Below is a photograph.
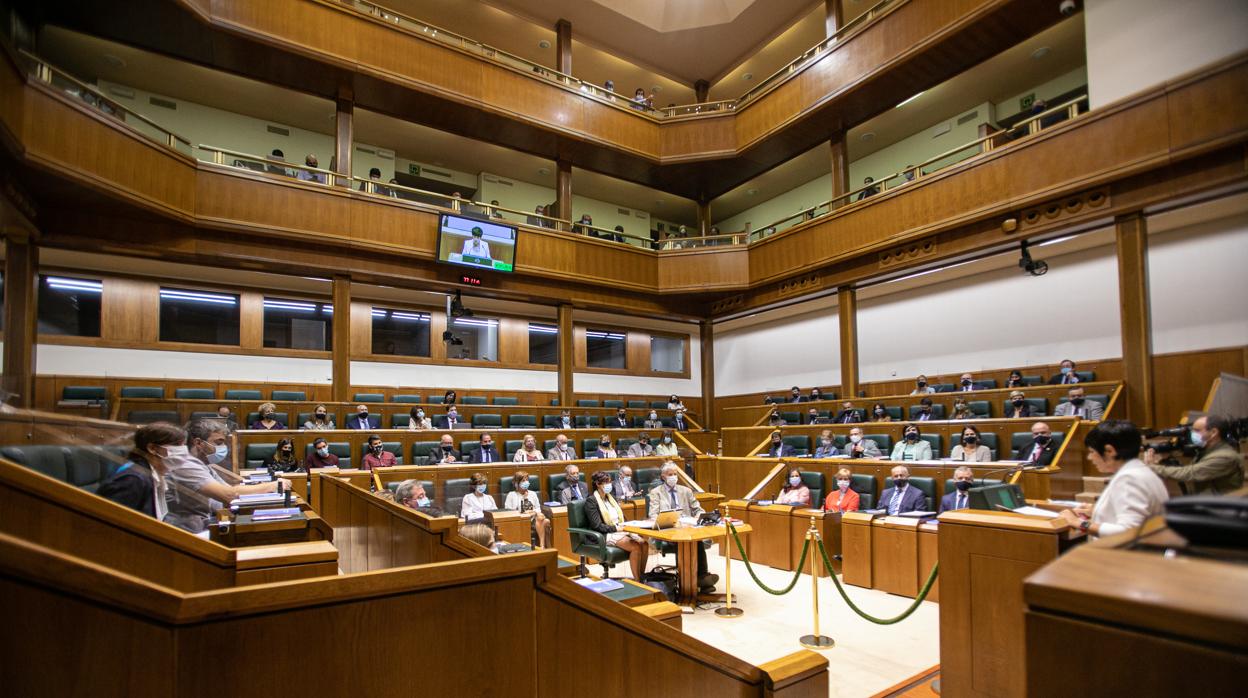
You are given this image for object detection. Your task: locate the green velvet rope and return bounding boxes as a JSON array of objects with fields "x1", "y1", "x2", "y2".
[
  {"x1": 817, "y1": 534, "x2": 938, "y2": 625},
  {"x1": 726, "y1": 519, "x2": 809, "y2": 595}
]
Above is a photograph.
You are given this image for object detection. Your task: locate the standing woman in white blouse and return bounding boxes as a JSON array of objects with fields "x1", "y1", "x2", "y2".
[{"x1": 1059, "y1": 420, "x2": 1167, "y2": 538}]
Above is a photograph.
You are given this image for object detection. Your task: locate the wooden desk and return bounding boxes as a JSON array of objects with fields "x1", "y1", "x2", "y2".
[
  {"x1": 476, "y1": 509, "x2": 530, "y2": 546},
  {"x1": 789, "y1": 509, "x2": 839, "y2": 578},
  {"x1": 748, "y1": 503, "x2": 795, "y2": 569},
  {"x1": 938, "y1": 509, "x2": 1080, "y2": 698},
  {"x1": 209, "y1": 509, "x2": 332, "y2": 548},
  {"x1": 840, "y1": 512, "x2": 876, "y2": 588},
  {"x1": 871, "y1": 517, "x2": 922, "y2": 597},
  {"x1": 625, "y1": 523, "x2": 753, "y2": 606},
  {"x1": 918, "y1": 522, "x2": 939, "y2": 603}
]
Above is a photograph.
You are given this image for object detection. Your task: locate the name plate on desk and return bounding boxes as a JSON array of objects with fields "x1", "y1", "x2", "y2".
[{"x1": 842, "y1": 512, "x2": 879, "y2": 524}]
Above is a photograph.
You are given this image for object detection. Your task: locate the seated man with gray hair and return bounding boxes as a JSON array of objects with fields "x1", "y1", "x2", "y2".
[
  {"x1": 394, "y1": 479, "x2": 431, "y2": 510},
  {"x1": 648, "y1": 462, "x2": 717, "y2": 593},
  {"x1": 939, "y1": 466, "x2": 976, "y2": 513}
]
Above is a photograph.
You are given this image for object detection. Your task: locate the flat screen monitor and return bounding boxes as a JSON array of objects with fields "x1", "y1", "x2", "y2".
[
  {"x1": 968, "y1": 483, "x2": 1025, "y2": 511},
  {"x1": 436, "y1": 214, "x2": 517, "y2": 272}
]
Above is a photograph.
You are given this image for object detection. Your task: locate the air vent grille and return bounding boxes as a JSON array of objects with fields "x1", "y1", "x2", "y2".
[
  {"x1": 956, "y1": 110, "x2": 978, "y2": 125},
  {"x1": 149, "y1": 97, "x2": 176, "y2": 110},
  {"x1": 266, "y1": 125, "x2": 289, "y2": 136}
]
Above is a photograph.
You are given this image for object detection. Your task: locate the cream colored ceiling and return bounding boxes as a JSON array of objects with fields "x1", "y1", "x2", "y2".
[{"x1": 712, "y1": 17, "x2": 1087, "y2": 221}]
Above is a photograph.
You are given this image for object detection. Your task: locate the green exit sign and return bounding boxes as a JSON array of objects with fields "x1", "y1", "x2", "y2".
[
  {"x1": 1020, "y1": 93, "x2": 1036, "y2": 111},
  {"x1": 408, "y1": 163, "x2": 421, "y2": 176}
]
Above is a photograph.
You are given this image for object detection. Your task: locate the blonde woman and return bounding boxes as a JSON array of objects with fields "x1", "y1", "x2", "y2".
[
  {"x1": 251, "y1": 402, "x2": 282, "y2": 430},
  {"x1": 513, "y1": 434, "x2": 545, "y2": 462},
  {"x1": 504, "y1": 469, "x2": 549, "y2": 547},
  {"x1": 303, "y1": 404, "x2": 335, "y2": 430}
]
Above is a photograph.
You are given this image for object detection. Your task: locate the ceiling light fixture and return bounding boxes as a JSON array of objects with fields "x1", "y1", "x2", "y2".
[
  {"x1": 1031, "y1": 46, "x2": 1051, "y2": 60},
  {"x1": 537, "y1": 167, "x2": 551, "y2": 176},
  {"x1": 860, "y1": 131, "x2": 876, "y2": 142},
  {"x1": 743, "y1": 73, "x2": 754, "y2": 81},
  {"x1": 747, "y1": 188, "x2": 758, "y2": 196},
  {"x1": 895, "y1": 91, "x2": 924, "y2": 108},
  {"x1": 538, "y1": 39, "x2": 551, "y2": 49}
]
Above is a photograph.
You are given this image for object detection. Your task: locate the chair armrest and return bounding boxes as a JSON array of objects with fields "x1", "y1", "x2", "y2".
[{"x1": 568, "y1": 526, "x2": 608, "y2": 556}]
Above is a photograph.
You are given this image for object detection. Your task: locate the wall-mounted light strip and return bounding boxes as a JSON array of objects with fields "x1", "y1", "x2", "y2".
[
  {"x1": 263, "y1": 299, "x2": 332, "y2": 313},
  {"x1": 528, "y1": 323, "x2": 558, "y2": 334},
  {"x1": 372, "y1": 308, "x2": 430, "y2": 322},
  {"x1": 451, "y1": 317, "x2": 499, "y2": 328},
  {"x1": 45, "y1": 276, "x2": 103, "y2": 293},
  {"x1": 160, "y1": 288, "x2": 237, "y2": 305},
  {"x1": 586, "y1": 331, "x2": 626, "y2": 340}
]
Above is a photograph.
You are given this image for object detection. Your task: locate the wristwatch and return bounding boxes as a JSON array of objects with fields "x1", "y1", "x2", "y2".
[{"x1": 1078, "y1": 519, "x2": 1091, "y2": 533}]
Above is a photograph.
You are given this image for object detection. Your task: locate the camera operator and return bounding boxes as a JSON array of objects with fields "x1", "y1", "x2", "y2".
[{"x1": 1144, "y1": 414, "x2": 1244, "y2": 495}]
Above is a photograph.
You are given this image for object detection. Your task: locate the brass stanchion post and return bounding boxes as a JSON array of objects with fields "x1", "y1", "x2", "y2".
[
  {"x1": 799, "y1": 515, "x2": 834, "y2": 649},
  {"x1": 715, "y1": 504, "x2": 743, "y2": 618}
]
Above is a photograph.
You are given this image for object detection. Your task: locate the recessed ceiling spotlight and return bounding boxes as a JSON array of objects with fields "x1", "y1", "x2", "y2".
[
  {"x1": 101, "y1": 54, "x2": 127, "y2": 69},
  {"x1": 747, "y1": 188, "x2": 758, "y2": 196},
  {"x1": 537, "y1": 167, "x2": 551, "y2": 176},
  {"x1": 860, "y1": 131, "x2": 876, "y2": 142},
  {"x1": 538, "y1": 39, "x2": 551, "y2": 49},
  {"x1": 1031, "y1": 46, "x2": 1051, "y2": 60},
  {"x1": 743, "y1": 72, "x2": 754, "y2": 81}
]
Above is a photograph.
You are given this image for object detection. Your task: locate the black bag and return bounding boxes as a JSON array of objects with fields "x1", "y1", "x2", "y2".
[{"x1": 640, "y1": 568, "x2": 679, "y2": 603}]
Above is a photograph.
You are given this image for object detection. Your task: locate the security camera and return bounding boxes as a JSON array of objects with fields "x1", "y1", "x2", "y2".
[
  {"x1": 1018, "y1": 241, "x2": 1049, "y2": 277},
  {"x1": 447, "y1": 289, "x2": 474, "y2": 319},
  {"x1": 1059, "y1": 0, "x2": 1076, "y2": 16}
]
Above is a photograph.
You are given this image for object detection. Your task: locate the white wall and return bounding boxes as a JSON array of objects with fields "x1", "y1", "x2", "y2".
[
  {"x1": 715, "y1": 306, "x2": 841, "y2": 395},
  {"x1": 1148, "y1": 212, "x2": 1248, "y2": 354},
  {"x1": 35, "y1": 344, "x2": 333, "y2": 382},
  {"x1": 993, "y1": 67, "x2": 1088, "y2": 121},
  {"x1": 1084, "y1": 0, "x2": 1248, "y2": 107},
  {"x1": 350, "y1": 360, "x2": 556, "y2": 392}
]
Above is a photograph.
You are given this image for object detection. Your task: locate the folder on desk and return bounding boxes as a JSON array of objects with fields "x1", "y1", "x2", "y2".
[
  {"x1": 573, "y1": 578, "x2": 625, "y2": 594},
  {"x1": 250, "y1": 507, "x2": 301, "y2": 522}
]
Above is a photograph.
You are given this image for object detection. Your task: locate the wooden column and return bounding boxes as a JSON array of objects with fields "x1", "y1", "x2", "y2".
[
  {"x1": 838, "y1": 285, "x2": 859, "y2": 399},
  {"x1": 696, "y1": 200, "x2": 711, "y2": 236},
  {"x1": 555, "y1": 19, "x2": 572, "y2": 75},
  {"x1": 1115, "y1": 213, "x2": 1155, "y2": 426},
  {"x1": 829, "y1": 133, "x2": 849, "y2": 208},
  {"x1": 332, "y1": 275, "x2": 352, "y2": 403},
  {"x1": 554, "y1": 159, "x2": 572, "y2": 226},
  {"x1": 557, "y1": 304, "x2": 574, "y2": 407},
  {"x1": 694, "y1": 80, "x2": 710, "y2": 103},
  {"x1": 2, "y1": 236, "x2": 37, "y2": 407},
  {"x1": 824, "y1": 0, "x2": 844, "y2": 37},
  {"x1": 700, "y1": 319, "x2": 715, "y2": 431},
  {"x1": 334, "y1": 87, "x2": 353, "y2": 185}
]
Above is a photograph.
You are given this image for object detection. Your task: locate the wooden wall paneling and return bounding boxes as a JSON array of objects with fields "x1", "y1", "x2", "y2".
[
  {"x1": 657, "y1": 248, "x2": 749, "y2": 292},
  {"x1": 700, "y1": 320, "x2": 715, "y2": 431},
  {"x1": 1115, "y1": 212, "x2": 1154, "y2": 427},
  {"x1": 498, "y1": 316, "x2": 529, "y2": 365},
  {"x1": 1150, "y1": 346, "x2": 1247, "y2": 425},
  {"x1": 238, "y1": 291, "x2": 264, "y2": 350},
  {"x1": 626, "y1": 329, "x2": 649, "y2": 375},
  {"x1": 349, "y1": 299, "x2": 372, "y2": 358},
  {"x1": 428, "y1": 309, "x2": 448, "y2": 362},
  {"x1": 838, "y1": 285, "x2": 858, "y2": 398},
  {"x1": 2, "y1": 237, "x2": 37, "y2": 407},
  {"x1": 101, "y1": 276, "x2": 159, "y2": 343},
  {"x1": 332, "y1": 278, "x2": 353, "y2": 402}
]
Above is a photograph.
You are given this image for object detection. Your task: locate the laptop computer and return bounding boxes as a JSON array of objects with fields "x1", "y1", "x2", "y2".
[{"x1": 653, "y1": 510, "x2": 680, "y2": 529}]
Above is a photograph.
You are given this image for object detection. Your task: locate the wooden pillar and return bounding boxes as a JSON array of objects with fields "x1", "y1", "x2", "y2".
[
  {"x1": 334, "y1": 87, "x2": 353, "y2": 185},
  {"x1": 825, "y1": 0, "x2": 844, "y2": 37},
  {"x1": 1115, "y1": 213, "x2": 1155, "y2": 426},
  {"x1": 694, "y1": 80, "x2": 710, "y2": 103},
  {"x1": 696, "y1": 200, "x2": 711, "y2": 236},
  {"x1": 838, "y1": 285, "x2": 859, "y2": 399},
  {"x1": 555, "y1": 19, "x2": 572, "y2": 75},
  {"x1": 557, "y1": 304, "x2": 574, "y2": 407},
  {"x1": 554, "y1": 159, "x2": 572, "y2": 226},
  {"x1": 829, "y1": 133, "x2": 849, "y2": 208},
  {"x1": 332, "y1": 275, "x2": 352, "y2": 403},
  {"x1": 700, "y1": 319, "x2": 715, "y2": 431},
  {"x1": 2, "y1": 237, "x2": 37, "y2": 407}
]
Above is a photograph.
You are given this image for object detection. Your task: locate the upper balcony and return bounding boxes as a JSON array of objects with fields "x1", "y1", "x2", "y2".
[{"x1": 28, "y1": 0, "x2": 1067, "y2": 199}]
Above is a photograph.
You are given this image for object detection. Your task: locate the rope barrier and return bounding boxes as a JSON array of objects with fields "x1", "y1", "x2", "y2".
[{"x1": 726, "y1": 519, "x2": 809, "y2": 595}]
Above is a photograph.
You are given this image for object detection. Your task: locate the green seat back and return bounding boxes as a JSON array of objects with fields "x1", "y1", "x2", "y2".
[
  {"x1": 1075, "y1": 370, "x2": 1095, "y2": 382},
  {"x1": 444, "y1": 478, "x2": 472, "y2": 515},
  {"x1": 120, "y1": 386, "x2": 164, "y2": 399},
  {"x1": 617, "y1": 437, "x2": 637, "y2": 453},
  {"x1": 461, "y1": 396, "x2": 487, "y2": 405},
  {"x1": 1020, "y1": 376, "x2": 1043, "y2": 386},
  {"x1": 271, "y1": 390, "x2": 307, "y2": 401},
  {"x1": 427, "y1": 396, "x2": 445, "y2": 404},
  {"x1": 504, "y1": 440, "x2": 524, "y2": 459},
  {"x1": 850, "y1": 474, "x2": 876, "y2": 509},
  {"x1": 62, "y1": 386, "x2": 107, "y2": 401},
  {"x1": 190, "y1": 411, "x2": 220, "y2": 421},
  {"x1": 175, "y1": 388, "x2": 214, "y2": 400},
  {"x1": 575, "y1": 415, "x2": 600, "y2": 428},
  {"x1": 967, "y1": 400, "x2": 991, "y2": 418},
  {"x1": 471, "y1": 414, "x2": 503, "y2": 428},
  {"x1": 635, "y1": 468, "x2": 661, "y2": 492},
  {"x1": 581, "y1": 438, "x2": 601, "y2": 455},
  {"x1": 626, "y1": 400, "x2": 647, "y2": 408},
  {"x1": 508, "y1": 414, "x2": 537, "y2": 428},
  {"x1": 800, "y1": 471, "x2": 825, "y2": 507},
  {"x1": 393, "y1": 394, "x2": 424, "y2": 403},
  {"x1": 246, "y1": 411, "x2": 290, "y2": 428},
  {"x1": 650, "y1": 401, "x2": 667, "y2": 409},
  {"x1": 353, "y1": 393, "x2": 385, "y2": 403},
  {"x1": 917, "y1": 434, "x2": 941, "y2": 455},
  {"x1": 778, "y1": 411, "x2": 800, "y2": 424},
  {"x1": 1, "y1": 445, "x2": 69, "y2": 482},
  {"x1": 781, "y1": 435, "x2": 810, "y2": 455},
  {"x1": 549, "y1": 399, "x2": 559, "y2": 406},
  {"x1": 492, "y1": 397, "x2": 519, "y2": 405},
  {"x1": 908, "y1": 404, "x2": 946, "y2": 420},
  {"x1": 246, "y1": 443, "x2": 278, "y2": 469},
  {"x1": 411, "y1": 441, "x2": 442, "y2": 462},
  {"x1": 224, "y1": 389, "x2": 262, "y2": 400},
  {"x1": 602, "y1": 400, "x2": 623, "y2": 408},
  {"x1": 885, "y1": 406, "x2": 903, "y2": 420},
  {"x1": 390, "y1": 414, "x2": 411, "y2": 428},
  {"x1": 127, "y1": 410, "x2": 179, "y2": 425},
  {"x1": 576, "y1": 399, "x2": 600, "y2": 407},
  {"x1": 865, "y1": 433, "x2": 893, "y2": 452}
]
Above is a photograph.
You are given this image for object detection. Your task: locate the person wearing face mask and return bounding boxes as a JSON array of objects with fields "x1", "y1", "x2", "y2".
[
  {"x1": 1059, "y1": 420, "x2": 1168, "y2": 538},
  {"x1": 1005, "y1": 370, "x2": 1026, "y2": 388},
  {"x1": 672, "y1": 407, "x2": 689, "y2": 432},
  {"x1": 767, "y1": 410, "x2": 787, "y2": 427},
  {"x1": 1015, "y1": 422, "x2": 1059, "y2": 464},
  {"x1": 775, "y1": 466, "x2": 812, "y2": 506},
  {"x1": 504, "y1": 469, "x2": 549, "y2": 547},
  {"x1": 789, "y1": 386, "x2": 805, "y2": 403},
  {"x1": 469, "y1": 434, "x2": 500, "y2": 463},
  {"x1": 809, "y1": 387, "x2": 824, "y2": 402},
  {"x1": 914, "y1": 397, "x2": 937, "y2": 421},
  {"x1": 879, "y1": 465, "x2": 926, "y2": 514},
  {"x1": 870, "y1": 403, "x2": 892, "y2": 422},
  {"x1": 833, "y1": 401, "x2": 862, "y2": 424},
  {"x1": 594, "y1": 435, "x2": 618, "y2": 459},
  {"x1": 627, "y1": 432, "x2": 655, "y2": 458},
  {"x1": 649, "y1": 462, "x2": 716, "y2": 592},
  {"x1": 667, "y1": 395, "x2": 685, "y2": 410},
  {"x1": 612, "y1": 409, "x2": 630, "y2": 428},
  {"x1": 655, "y1": 429, "x2": 680, "y2": 458},
  {"x1": 302, "y1": 404, "x2": 335, "y2": 431},
  {"x1": 166, "y1": 419, "x2": 288, "y2": 533},
  {"x1": 950, "y1": 399, "x2": 976, "y2": 420},
  {"x1": 891, "y1": 425, "x2": 933, "y2": 461},
  {"x1": 644, "y1": 410, "x2": 664, "y2": 430},
  {"x1": 814, "y1": 430, "x2": 840, "y2": 458},
  {"x1": 442, "y1": 407, "x2": 463, "y2": 430},
  {"x1": 612, "y1": 465, "x2": 638, "y2": 499},
  {"x1": 460, "y1": 472, "x2": 498, "y2": 520},
  {"x1": 264, "y1": 437, "x2": 301, "y2": 472},
  {"x1": 959, "y1": 373, "x2": 978, "y2": 392},
  {"x1": 349, "y1": 404, "x2": 376, "y2": 430},
  {"x1": 911, "y1": 375, "x2": 936, "y2": 395},
  {"x1": 96, "y1": 422, "x2": 185, "y2": 520},
  {"x1": 585, "y1": 470, "x2": 650, "y2": 579},
  {"x1": 362, "y1": 435, "x2": 397, "y2": 470},
  {"x1": 823, "y1": 468, "x2": 860, "y2": 513},
  {"x1": 951, "y1": 425, "x2": 992, "y2": 461},
  {"x1": 305, "y1": 437, "x2": 340, "y2": 468},
  {"x1": 766, "y1": 430, "x2": 795, "y2": 458},
  {"x1": 846, "y1": 427, "x2": 882, "y2": 459},
  {"x1": 513, "y1": 434, "x2": 545, "y2": 462},
  {"x1": 1054, "y1": 387, "x2": 1104, "y2": 420},
  {"x1": 1048, "y1": 359, "x2": 1081, "y2": 385},
  {"x1": 1145, "y1": 414, "x2": 1244, "y2": 495},
  {"x1": 436, "y1": 434, "x2": 462, "y2": 464},
  {"x1": 806, "y1": 408, "x2": 829, "y2": 425},
  {"x1": 558, "y1": 464, "x2": 587, "y2": 503},
  {"x1": 251, "y1": 402, "x2": 283, "y2": 430},
  {"x1": 407, "y1": 405, "x2": 433, "y2": 431},
  {"x1": 1006, "y1": 391, "x2": 1035, "y2": 418},
  {"x1": 559, "y1": 410, "x2": 575, "y2": 430},
  {"x1": 939, "y1": 466, "x2": 977, "y2": 513},
  {"x1": 546, "y1": 434, "x2": 578, "y2": 461},
  {"x1": 395, "y1": 479, "x2": 433, "y2": 510}
]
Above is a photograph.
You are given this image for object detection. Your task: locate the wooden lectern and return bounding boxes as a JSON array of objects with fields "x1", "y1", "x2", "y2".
[{"x1": 937, "y1": 510, "x2": 1080, "y2": 698}]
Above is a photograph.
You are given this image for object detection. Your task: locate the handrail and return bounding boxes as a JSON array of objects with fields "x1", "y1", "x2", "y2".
[
  {"x1": 331, "y1": 0, "x2": 901, "y2": 120},
  {"x1": 18, "y1": 48, "x2": 193, "y2": 151}
]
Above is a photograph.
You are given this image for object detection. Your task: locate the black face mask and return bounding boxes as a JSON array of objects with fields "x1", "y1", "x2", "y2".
[
  {"x1": 371, "y1": 445, "x2": 383, "y2": 454},
  {"x1": 1012, "y1": 399, "x2": 1025, "y2": 407},
  {"x1": 441, "y1": 444, "x2": 453, "y2": 451},
  {"x1": 358, "y1": 412, "x2": 368, "y2": 420},
  {"x1": 905, "y1": 432, "x2": 919, "y2": 441},
  {"x1": 917, "y1": 381, "x2": 927, "y2": 388},
  {"x1": 963, "y1": 435, "x2": 978, "y2": 444},
  {"x1": 955, "y1": 480, "x2": 973, "y2": 492},
  {"x1": 315, "y1": 413, "x2": 326, "y2": 420},
  {"x1": 961, "y1": 379, "x2": 972, "y2": 386},
  {"x1": 772, "y1": 439, "x2": 781, "y2": 446},
  {"x1": 1035, "y1": 434, "x2": 1051, "y2": 445},
  {"x1": 921, "y1": 406, "x2": 931, "y2": 413},
  {"x1": 894, "y1": 478, "x2": 909, "y2": 488},
  {"x1": 618, "y1": 413, "x2": 627, "y2": 419},
  {"x1": 1071, "y1": 397, "x2": 1086, "y2": 406}
]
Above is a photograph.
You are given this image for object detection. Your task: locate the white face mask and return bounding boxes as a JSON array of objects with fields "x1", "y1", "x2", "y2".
[
  {"x1": 517, "y1": 480, "x2": 529, "y2": 490},
  {"x1": 316, "y1": 447, "x2": 329, "y2": 457},
  {"x1": 837, "y1": 479, "x2": 850, "y2": 489},
  {"x1": 789, "y1": 476, "x2": 801, "y2": 486},
  {"x1": 663, "y1": 437, "x2": 672, "y2": 444},
  {"x1": 665, "y1": 475, "x2": 678, "y2": 487},
  {"x1": 649, "y1": 413, "x2": 658, "y2": 420},
  {"x1": 208, "y1": 443, "x2": 229, "y2": 465},
  {"x1": 416, "y1": 410, "x2": 425, "y2": 418},
  {"x1": 849, "y1": 434, "x2": 862, "y2": 443},
  {"x1": 162, "y1": 444, "x2": 189, "y2": 460}
]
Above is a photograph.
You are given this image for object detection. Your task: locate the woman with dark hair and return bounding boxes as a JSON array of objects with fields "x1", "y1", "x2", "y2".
[
  {"x1": 951, "y1": 424, "x2": 992, "y2": 461},
  {"x1": 1005, "y1": 370, "x2": 1025, "y2": 388},
  {"x1": 870, "y1": 402, "x2": 892, "y2": 422},
  {"x1": 443, "y1": 389, "x2": 458, "y2": 406},
  {"x1": 774, "y1": 465, "x2": 811, "y2": 506},
  {"x1": 264, "y1": 437, "x2": 301, "y2": 472},
  {"x1": 96, "y1": 422, "x2": 186, "y2": 520},
  {"x1": 583, "y1": 470, "x2": 649, "y2": 580},
  {"x1": 407, "y1": 405, "x2": 433, "y2": 430}
]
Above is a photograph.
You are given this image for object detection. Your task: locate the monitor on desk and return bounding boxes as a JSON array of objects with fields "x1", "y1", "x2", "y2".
[{"x1": 969, "y1": 483, "x2": 1025, "y2": 511}]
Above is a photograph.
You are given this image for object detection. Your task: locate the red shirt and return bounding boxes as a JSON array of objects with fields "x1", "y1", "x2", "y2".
[
  {"x1": 824, "y1": 488, "x2": 860, "y2": 513},
  {"x1": 361, "y1": 450, "x2": 397, "y2": 470}
]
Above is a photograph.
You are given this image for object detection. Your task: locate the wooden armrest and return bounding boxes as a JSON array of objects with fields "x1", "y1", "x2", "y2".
[
  {"x1": 233, "y1": 541, "x2": 338, "y2": 570},
  {"x1": 759, "y1": 650, "x2": 828, "y2": 691}
]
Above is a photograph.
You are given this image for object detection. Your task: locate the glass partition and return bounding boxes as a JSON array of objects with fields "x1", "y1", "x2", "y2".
[
  {"x1": 159, "y1": 288, "x2": 241, "y2": 345},
  {"x1": 37, "y1": 275, "x2": 102, "y2": 337},
  {"x1": 371, "y1": 307, "x2": 432, "y2": 357}
]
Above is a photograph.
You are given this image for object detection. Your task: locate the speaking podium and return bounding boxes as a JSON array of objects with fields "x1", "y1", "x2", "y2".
[{"x1": 937, "y1": 509, "x2": 1081, "y2": 698}]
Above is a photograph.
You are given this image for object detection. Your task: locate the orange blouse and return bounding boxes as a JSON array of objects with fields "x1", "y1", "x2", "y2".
[{"x1": 823, "y1": 488, "x2": 860, "y2": 513}]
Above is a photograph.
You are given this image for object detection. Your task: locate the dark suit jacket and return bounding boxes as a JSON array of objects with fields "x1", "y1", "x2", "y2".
[
  {"x1": 583, "y1": 494, "x2": 620, "y2": 535},
  {"x1": 347, "y1": 415, "x2": 377, "y2": 430},
  {"x1": 96, "y1": 461, "x2": 158, "y2": 518},
  {"x1": 789, "y1": 395, "x2": 807, "y2": 403},
  {"x1": 767, "y1": 443, "x2": 796, "y2": 458},
  {"x1": 1015, "y1": 439, "x2": 1059, "y2": 465},
  {"x1": 833, "y1": 409, "x2": 863, "y2": 424},
  {"x1": 468, "y1": 445, "x2": 501, "y2": 463},
  {"x1": 610, "y1": 417, "x2": 630, "y2": 428},
  {"x1": 1005, "y1": 403, "x2": 1035, "y2": 419},
  {"x1": 672, "y1": 416, "x2": 688, "y2": 432},
  {"x1": 939, "y1": 490, "x2": 972, "y2": 514},
  {"x1": 1047, "y1": 373, "x2": 1081, "y2": 385},
  {"x1": 878, "y1": 485, "x2": 927, "y2": 513}
]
